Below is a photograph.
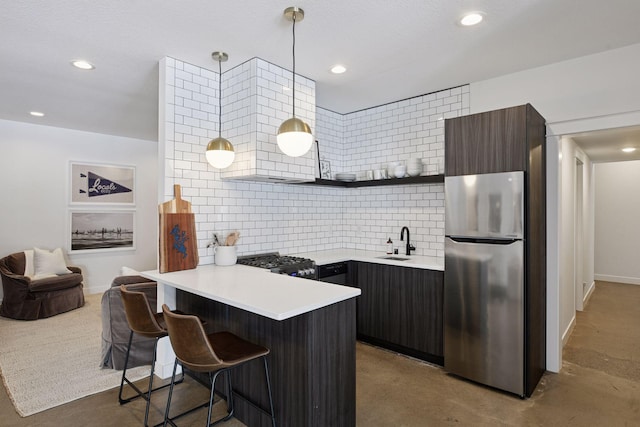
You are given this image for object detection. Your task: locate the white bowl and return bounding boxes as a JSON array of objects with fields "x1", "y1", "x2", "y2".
[
  {"x1": 394, "y1": 166, "x2": 406, "y2": 178},
  {"x1": 335, "y1": 173, "x2": 356, "y2": 182},
  {"x1": 407, "y1": 167, "x2": 422, "y2": 177},
  {"x1": 387, "y1": 162, "x2": 402, "y2": 177}
]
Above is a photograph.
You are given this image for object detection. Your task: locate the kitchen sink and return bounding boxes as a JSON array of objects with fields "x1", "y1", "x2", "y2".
[{"x1": 377, "y1": 255, "x2": 410, "y2": 261}]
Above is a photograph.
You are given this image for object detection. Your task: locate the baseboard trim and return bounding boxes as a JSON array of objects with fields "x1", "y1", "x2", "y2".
[
  {"x1": 562, "y1": 316, "x2": 576, "y2": 347},
  {"x1": 583, "y1": 280, "x2": 596, "y2": 306},
  {"x1": 594, "y1": 274, "x2": 640, "y2": 285}
]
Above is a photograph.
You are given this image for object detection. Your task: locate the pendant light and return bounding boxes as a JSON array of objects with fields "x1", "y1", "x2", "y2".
[
  {"x1": 277, "y1": 6, "x2": 313, "y2": 157},
  {"x1": 206, "y1": 51, "x2": 235, "y2": 169}
]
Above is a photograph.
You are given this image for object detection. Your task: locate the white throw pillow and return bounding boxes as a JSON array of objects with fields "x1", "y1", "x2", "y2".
[
  {"x1": 23, "y1": 249, "x2": 35, "y2": 278},
  {"x1": 120, "y1": 266, "x2": 140, "y2": 276},
  {"x1": 33, "y1": 247, "x2": 72, "y2": 278}
]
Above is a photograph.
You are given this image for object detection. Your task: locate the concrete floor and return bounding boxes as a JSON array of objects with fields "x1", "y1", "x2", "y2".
[{"x1": 1, "y1": 281, "x2": 638, "y2": 426}]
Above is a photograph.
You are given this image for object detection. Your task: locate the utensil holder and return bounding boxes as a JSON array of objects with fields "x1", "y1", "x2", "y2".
[{"x1": 215, "y1": 246, "x2": 237, "y2": 266}]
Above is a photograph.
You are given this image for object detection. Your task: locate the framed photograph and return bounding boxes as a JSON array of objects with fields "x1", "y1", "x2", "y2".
[
  {"x1": 69, "y1": 210, "x2": 135, "y2": 253},
  {"x1": 70, "y1": 162, "x2": 135, "y2": 205},
  {"x1": 320, "y1": 160, "x2": 332, "y2": 179}
]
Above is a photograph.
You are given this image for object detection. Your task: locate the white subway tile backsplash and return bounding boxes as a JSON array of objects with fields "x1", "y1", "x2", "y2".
[
  {"x1": 175, "y1": 88, "x2": 193, "y2": 100},
  {"x1": 162, "y1": 57, "x2": 467, "y2": 262}
]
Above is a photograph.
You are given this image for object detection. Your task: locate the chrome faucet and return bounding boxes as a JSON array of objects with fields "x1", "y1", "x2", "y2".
[{"x1": 400, "y1": 226, "x2": 415, "y2": 256}]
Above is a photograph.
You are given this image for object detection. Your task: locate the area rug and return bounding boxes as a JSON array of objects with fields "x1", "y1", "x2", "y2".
[{"x1": 0, "y1": 293, "x2": 149, "y2": 417}]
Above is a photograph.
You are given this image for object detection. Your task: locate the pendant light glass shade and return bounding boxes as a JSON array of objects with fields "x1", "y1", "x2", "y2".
[
  {"x1": 278, "y1": 6, "x2": 312, "y2": 158},
  {"x1": 277, "y1": 117, "x2": 313, "y2": 157},
  {"x1": 206, "y1": 137, "x2": 235, "y2": 169},
  {"x1": 206, "y1": 51, "x2": 234, "y2": 169}
]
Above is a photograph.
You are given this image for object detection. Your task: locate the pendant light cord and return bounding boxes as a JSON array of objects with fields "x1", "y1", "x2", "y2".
[
  {"x1": 292, "y1": 12, "x2": 296, "y2": 118},
  {"x1": 218, "y1": 57, "x2": 222, "y2": 138}
]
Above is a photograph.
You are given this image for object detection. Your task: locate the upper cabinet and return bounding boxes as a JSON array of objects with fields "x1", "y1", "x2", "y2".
[
  {"x1": 220, "y1": 58, "x2": 317, "y2": 183},
  {"x1": 444, "y1": 104, "x2": 545, "y2": 176}
]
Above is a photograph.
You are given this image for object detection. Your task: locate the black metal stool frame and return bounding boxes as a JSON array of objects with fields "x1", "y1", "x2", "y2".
[
  {"x1": 118, "y1": 329, "x2": 185, "y2": 427},
  {"x1": 163, "y1": 355, "x2": 276, "y2": 427},
  {"x1": 119, "y1": 283, "x2": 209, "y2": 427}
]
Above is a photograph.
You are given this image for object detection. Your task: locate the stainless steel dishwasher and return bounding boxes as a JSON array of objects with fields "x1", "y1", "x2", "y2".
[{"x1": 316, "y1": 262, "x2": 348, "y2": 284}]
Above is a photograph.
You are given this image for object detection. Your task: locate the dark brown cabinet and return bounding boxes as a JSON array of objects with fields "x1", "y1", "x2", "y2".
[
  {"x1": 352, "y1": 262, "x2": 444, "y2": 365},
  {"x1": 445, "y1": 103, "x2": 544, "y2": 176}
]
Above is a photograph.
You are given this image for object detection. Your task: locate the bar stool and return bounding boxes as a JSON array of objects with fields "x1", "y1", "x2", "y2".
[
  {"x1": 119, "y1": 284, "x2": 186, "y2": 427},
  {"x1": 161, "y1": 304, "x2": 277, "y2": 427}
]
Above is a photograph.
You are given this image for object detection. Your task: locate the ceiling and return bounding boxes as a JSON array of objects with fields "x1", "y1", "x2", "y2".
[
  {"x1": 571, "y1": 126, "x2": 640, "y2": 163},
  {"x1": 2, "y1": 1, "x2": 640, "y2": 143}
]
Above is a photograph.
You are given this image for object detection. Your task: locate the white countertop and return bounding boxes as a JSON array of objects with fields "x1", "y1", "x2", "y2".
[
  {"x1": 293, "y1": 249, "x2": 444, "y2": 271},
  {"x1": 140, "y1": 264, "x2": 361, "y2": 321}
]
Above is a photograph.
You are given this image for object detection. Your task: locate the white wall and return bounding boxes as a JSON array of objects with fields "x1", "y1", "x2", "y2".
[
  {"x1": 470, "y1": 43, "x2": 640, "y2": 122},
  {"x1": 558, "y1": 138, "x2": 595, "y2": 344},
  {"x1": 594, "y1": 160, "x2": 640, "y2": 284},
  {"x1": 0, "y1": 120, "x2": 158, "y2": 296}
]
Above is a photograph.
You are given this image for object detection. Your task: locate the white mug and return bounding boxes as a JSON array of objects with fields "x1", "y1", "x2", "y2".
[{"x1": 215, "y1": 245, "x2": 237, "y2": 266}]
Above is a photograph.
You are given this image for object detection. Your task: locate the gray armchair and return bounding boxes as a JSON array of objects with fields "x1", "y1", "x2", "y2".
[{"x1": 100, "y1": 275, "x2": 157, "y2": 370}]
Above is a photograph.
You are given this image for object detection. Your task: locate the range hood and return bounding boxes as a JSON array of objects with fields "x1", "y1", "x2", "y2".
[{"x1": 219, "y1": 58, "x2": 317, "y2": 183}]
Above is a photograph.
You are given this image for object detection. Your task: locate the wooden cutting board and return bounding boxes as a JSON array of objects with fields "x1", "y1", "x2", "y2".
[
  {"x1": 159, "y1": 184, "x2": 192, "y2": 214},
  {"x1": 159, "y1": 185, "x2": 199, "y2": 273}
]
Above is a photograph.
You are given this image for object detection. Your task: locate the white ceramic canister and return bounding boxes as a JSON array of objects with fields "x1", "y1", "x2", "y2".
[
  {"x1": 407, "y1": 158, "x2": 423, "y2": 176},
  {"x1": 215, "y1": 245, "x2": 237, "y2": 266}
]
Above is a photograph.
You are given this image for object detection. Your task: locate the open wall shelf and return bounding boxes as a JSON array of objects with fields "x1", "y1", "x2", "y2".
[{"x1": 299, "y1": 174, "x2": 444, "y2": 188}]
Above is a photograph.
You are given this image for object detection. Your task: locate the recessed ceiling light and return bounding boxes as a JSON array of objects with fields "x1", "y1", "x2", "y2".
[
  {"x1": 30, "y1": 111, "x2": 45, "y2": 117},
  {"x1": 460, "y1": 12, "x2": 483, "y2": 26},
  {"x1": 330, "y1": 65, "x2": 347, "y2": 74},
  {"x1": 71, "y1": 60, "x2": 95, "y2": 70},
  {"x1": 622, "y1": 147, "x2": 636, "y2": 153}
]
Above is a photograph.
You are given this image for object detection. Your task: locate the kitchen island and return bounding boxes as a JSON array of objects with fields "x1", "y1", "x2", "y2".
[{"x1": 141, "y1": 264, "x2": 360, "y2": 427}]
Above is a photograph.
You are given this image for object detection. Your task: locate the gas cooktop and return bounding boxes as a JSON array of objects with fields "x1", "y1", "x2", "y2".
[{"x1": 237, "y1": 252, "x2": 316, "y2": 279}]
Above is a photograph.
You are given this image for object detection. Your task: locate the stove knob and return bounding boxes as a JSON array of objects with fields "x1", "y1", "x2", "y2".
[
  {"x1": 309, "y1": 268, "x2": 316, "y2": 275},
  {"x1": 297, "y1": 270, "x2": 305, "y2": 277}
]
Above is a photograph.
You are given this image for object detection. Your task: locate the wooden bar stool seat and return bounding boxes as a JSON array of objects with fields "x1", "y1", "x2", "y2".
[{"x1": 161, "y1": 304, "x2": 276, "y2": 427}]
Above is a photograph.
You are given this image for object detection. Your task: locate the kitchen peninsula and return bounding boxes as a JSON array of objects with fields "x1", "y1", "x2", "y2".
[{"x1": 141, "y1": 264, "x2": 361, "y2": 427}]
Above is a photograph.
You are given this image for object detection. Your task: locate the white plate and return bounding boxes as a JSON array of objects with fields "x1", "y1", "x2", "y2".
[{"x1": 335, "y1": 173, "x2": 356, "y2": 181}]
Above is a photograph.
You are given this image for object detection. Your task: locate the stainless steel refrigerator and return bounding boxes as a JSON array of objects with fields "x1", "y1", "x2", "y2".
[{"x1": 444, "y1": 171, "x2": 526, "y2": 396}]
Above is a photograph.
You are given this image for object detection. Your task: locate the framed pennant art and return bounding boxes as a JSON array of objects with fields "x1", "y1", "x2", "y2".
[{"x1": 69, "y1": 162, "x2": 135, "y2": 205}]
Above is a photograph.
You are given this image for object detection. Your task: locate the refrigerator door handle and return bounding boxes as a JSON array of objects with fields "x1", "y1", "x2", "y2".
[{"x1": 447, "y1": 236, "x2": 521, "y2": 245}]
